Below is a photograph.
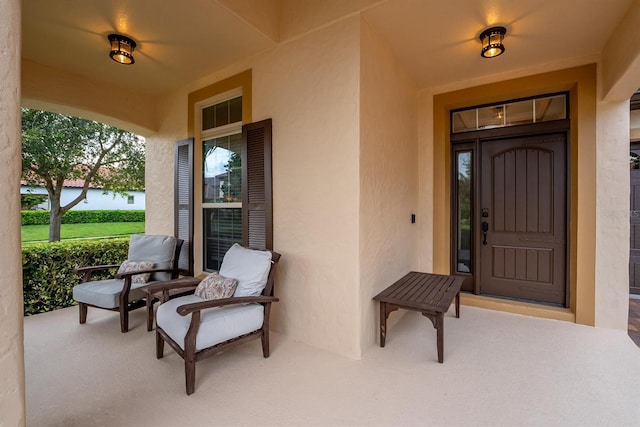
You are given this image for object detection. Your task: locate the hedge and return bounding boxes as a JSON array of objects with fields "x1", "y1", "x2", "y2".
[
  {"x1": 22, "y1": 238, "x2": 130, "y2": 315},
  {"x1": 22, "y1": 209, "x2": 145, "y2": 226}
]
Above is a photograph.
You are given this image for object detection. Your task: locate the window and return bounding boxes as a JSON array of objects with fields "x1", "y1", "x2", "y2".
[
  {"x1": 178, "y1": 71, "x2": 271, "y2": 276},
  {"x1": 127, "y1": 195, "x2": 134, "y2": 204},
  {"x1": 200, "y1": 93, "x2": 243, "y2": 271},
  {"x1": 455, "y1": 150, "x2": 472, "y2": 274},
  {"x1": 451, "y1": 93, "x2": 567, "y2": 133}
]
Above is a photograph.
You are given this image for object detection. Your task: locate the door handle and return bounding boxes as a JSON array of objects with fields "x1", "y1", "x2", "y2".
[{"x1": 481, "y1": 221, "x2": 489, "y2": 245}]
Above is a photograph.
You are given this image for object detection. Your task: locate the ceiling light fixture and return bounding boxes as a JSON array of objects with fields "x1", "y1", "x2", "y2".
[
  {"x1": 108, "y1": 34, "x2": 136, "y2": 65},
  {"x1": 479, "y1": 26, "x2": 506, "y2": 58}
]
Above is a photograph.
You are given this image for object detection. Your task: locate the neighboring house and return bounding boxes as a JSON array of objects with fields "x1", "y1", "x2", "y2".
[
  {"x1": 3, "y1": 1, "x2": 640, "y2": 421},
  {"x1": 20, "y1": 179, "x2": 145, "y2": 210}
]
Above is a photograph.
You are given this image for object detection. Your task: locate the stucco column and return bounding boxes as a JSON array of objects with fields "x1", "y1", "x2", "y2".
[
  {"x1": 0, "y1": 0, "x2": 26, "y2": 425},
  {"x1": 595, "y1": 99, "x2": 630, "y2": 330}
]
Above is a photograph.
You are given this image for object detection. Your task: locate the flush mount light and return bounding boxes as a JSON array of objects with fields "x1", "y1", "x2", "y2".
[
  {"x1": 479, "y1": 26, "x2": 506, "y2": 58},
  {"x1": 108, "y1": 34, "x2": 136, "y2": 65}
]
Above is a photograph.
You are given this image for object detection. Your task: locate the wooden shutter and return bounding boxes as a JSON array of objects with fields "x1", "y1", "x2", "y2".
[
  {"x1": 242, "y1": 119, "x2": 272, "y2": 250},
  {"x1": 175, "y1": 138, "x2": 194, "y2": 275}
]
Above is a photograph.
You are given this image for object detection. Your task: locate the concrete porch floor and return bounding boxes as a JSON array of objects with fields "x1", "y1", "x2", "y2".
[{"x1": 25, "y1": 304, "x2": 640, "y2": 426}]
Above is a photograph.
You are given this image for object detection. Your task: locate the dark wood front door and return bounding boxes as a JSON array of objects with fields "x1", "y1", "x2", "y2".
[
  {"x1": 479, "y1": 133, "x2": 567, "y2": 305},
  {"x1": 629, "y1": 143, "x2": 640, "y2": 295}
]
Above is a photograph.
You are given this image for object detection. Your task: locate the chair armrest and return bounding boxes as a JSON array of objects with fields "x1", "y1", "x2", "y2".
[
  {"x1": 74, "y1": 264, "x2": 121, "y2": 282},
  {"x1": 73, "y1": 265, "x2": 120, "y2": 274},
  {"x1": 177, "y1": 295, "x2": 279, "y2": 316},
  {"x1": 146, "y1": 277, "x2": 202, "y2": 296},
  {"x1": 114, "y1": 267, "x2": 174, "y2": 280}
]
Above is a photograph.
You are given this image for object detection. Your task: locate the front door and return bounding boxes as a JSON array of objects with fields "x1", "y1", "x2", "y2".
[{"x1": 479, "y1": 133, "x2": 567, "y2": 305}]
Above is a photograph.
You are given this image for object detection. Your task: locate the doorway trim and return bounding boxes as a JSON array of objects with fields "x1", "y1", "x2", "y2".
[{"x1": 429, "y1": 64, "x2": 597, "y2": 325}]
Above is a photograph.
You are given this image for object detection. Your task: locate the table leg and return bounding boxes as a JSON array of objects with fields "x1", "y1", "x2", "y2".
[
  {"x1": 436, "y1": 312, "x2": 444, "y2": 363},
  {"x1": 455, "y1": 291, "x2": 460, "y2": 318},
  {"x1": 379, "y1": 302, "x2": 387, "y2": 347}
]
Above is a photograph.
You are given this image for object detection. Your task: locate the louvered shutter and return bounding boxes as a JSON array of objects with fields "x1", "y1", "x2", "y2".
[
  {"x1": 242, "y1": 119, "x2": 272, "y2": 250},
  {"x1": 174, "y1": 138, "x2": 194, "y2": 275}
]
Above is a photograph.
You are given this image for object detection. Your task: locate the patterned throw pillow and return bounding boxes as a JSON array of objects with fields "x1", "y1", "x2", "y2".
[
  {"x1": 117, "y1": 260, "x2": 155, "y2": 284},
  {"x1": 194, "y1": 272, "x2": 238, "y2": 300}
]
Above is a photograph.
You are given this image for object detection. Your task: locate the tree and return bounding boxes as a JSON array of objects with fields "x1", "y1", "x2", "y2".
[
  {"x1": 21, "y1": 193, "x2": 47, "y2": 210},
  {"x1": 21, "y1": 108, "x2": 145, "y2": 241}
]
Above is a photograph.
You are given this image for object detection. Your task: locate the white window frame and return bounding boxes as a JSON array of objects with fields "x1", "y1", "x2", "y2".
[{"x1": 196, "y1": 87, "x2": 243, "y2": 211}]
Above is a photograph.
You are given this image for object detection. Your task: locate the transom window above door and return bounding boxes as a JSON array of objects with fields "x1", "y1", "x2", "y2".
[{"x1": 451, "y1": 93, "x2": 567, "y2": 133}]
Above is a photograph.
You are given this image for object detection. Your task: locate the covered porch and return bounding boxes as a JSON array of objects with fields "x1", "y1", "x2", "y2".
[
  {"x1": 4, "y1": 0, "x2": 640, "y2": 423},
  {"x1": 25, "y1": 304, "x2": 640, "y2": 426}
]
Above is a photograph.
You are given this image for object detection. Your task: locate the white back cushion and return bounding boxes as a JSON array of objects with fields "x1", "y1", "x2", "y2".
[
  {"x1": 219, "y1": 244, "x2": 272, "y2": 297},
  {"x1": 128, "y1": 234, "x2": 176, "y2": 281}
]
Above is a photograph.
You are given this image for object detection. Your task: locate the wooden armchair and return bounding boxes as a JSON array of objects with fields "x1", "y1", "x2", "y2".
[
  {"x1": 72, "y1": 234, "x2": 183, "y2": 333},
  {"x1": 147, "y1": 244, "x2": 281, "y2": 395}
]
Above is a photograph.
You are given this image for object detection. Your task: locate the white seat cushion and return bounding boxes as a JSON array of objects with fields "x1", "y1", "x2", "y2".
[
  {"x1": 219, "y1": 244, "x2": 272, "y2": 297},
  {"x1": 156, "y1": 294, "x2": 264, "y2": 351},
  {"x1": 72, "y1": 279, "x2": 150, "y2": 309}
]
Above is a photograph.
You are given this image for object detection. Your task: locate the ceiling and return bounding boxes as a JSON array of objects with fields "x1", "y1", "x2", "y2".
[{"x1": 22, "y1": 0, "x2": 634, "y2": 97}]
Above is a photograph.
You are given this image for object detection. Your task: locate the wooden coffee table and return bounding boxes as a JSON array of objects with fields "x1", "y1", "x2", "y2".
[{"x1": 373, "y1": 271, "x2": 464, "y2": 363}]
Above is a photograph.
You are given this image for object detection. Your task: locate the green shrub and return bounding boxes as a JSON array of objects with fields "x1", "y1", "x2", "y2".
[
  {"x1": 21, "y1": 209, "x2": 145, "y2": 226},
  {"x1": 22, "y1": 210, "x2": 49, "y2": 225},
  {"x1": 22, "y1": 238, "x2": 130, "y2": 315}
]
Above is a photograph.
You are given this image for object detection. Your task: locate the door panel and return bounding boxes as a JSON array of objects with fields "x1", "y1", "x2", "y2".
[{"x1": 480, "y1": 134, "x2": 566, "y2": 305}]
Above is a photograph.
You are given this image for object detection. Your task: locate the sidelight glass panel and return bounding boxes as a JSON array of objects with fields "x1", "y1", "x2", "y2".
[{"x1": 456, "y1": 151, "x2": 473, "y2": 273}]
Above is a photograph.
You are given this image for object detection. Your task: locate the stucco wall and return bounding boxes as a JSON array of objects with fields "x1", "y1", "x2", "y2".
[
  {"x1": 251, "y1": 17, "x2": 362, "y2": 358},
  {"x1": 143, "y1": 87, "x2": 189, "y2": 236},
  {"x1": 596, "y1": 0, "x2": 640, "y2": 329},
  {"x1": 417, "y1": 92, "x2": 434, "y2": 273},
  {"x1": 601, "y1": 0, "x2": 640, "y2": 101},
  {"x1": 0, "y1": 0, "x2": 25, "y2": 424},
  {"x1": 359, "y1": 20, "x2": 419, "y2": 351},
  {"x1": 22, "y1": 59, "x2": 158, "y2": 136},
  {"x1": 595, "y1": 99, "x2": 630, "y2": 329},
  {"x1": 146, "y1": 17, "x2": 363, "y2": 358}
]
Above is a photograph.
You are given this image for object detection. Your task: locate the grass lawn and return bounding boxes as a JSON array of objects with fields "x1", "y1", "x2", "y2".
[{"x1": 22, "y1": 222, "x2": 145, "y2": 243}]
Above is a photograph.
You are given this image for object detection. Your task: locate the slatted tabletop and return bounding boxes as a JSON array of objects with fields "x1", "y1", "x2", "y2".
[
  {"x1": 373, "y1": 271, "x2": 464, "y2": 363},
  {"x1": 373, "y1": 271, "x2": 463, "y2": 312}
]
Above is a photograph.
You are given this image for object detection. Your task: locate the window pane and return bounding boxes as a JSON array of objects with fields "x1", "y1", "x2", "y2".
[
  {"x1": 506, "y1": 99, "x2": 533, "y2": 126},
  {"x1": 204, "y1": 208, "x2": 242, "y2": 271},
  {"x1": 203, "y1": 134, "x2": 242, "y2": 203},
  {"x1": 456, "y1": 151, "x2": 472, "y2": 274},
  {"x1": 535, "y1": 95, "x2": 566, "y2": 122},
  {"x1": 202, "y1": 105, "x2": 215, "y2": 131},
  {"x1": 229, "y1": 96, "x2": 242, "y2": 123},
  {"x1": 477, "y1": 105, "x2": 503, "y2": 129},
  {"x1": 201, "y1": 96, "x2": 242, "y2": 131},
  {"x1": 452, "y1": 110, "x2": 476, "y2": 133},
  {"x1": 215, "y1": 102, "x2": 229, "y2": 127}
]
